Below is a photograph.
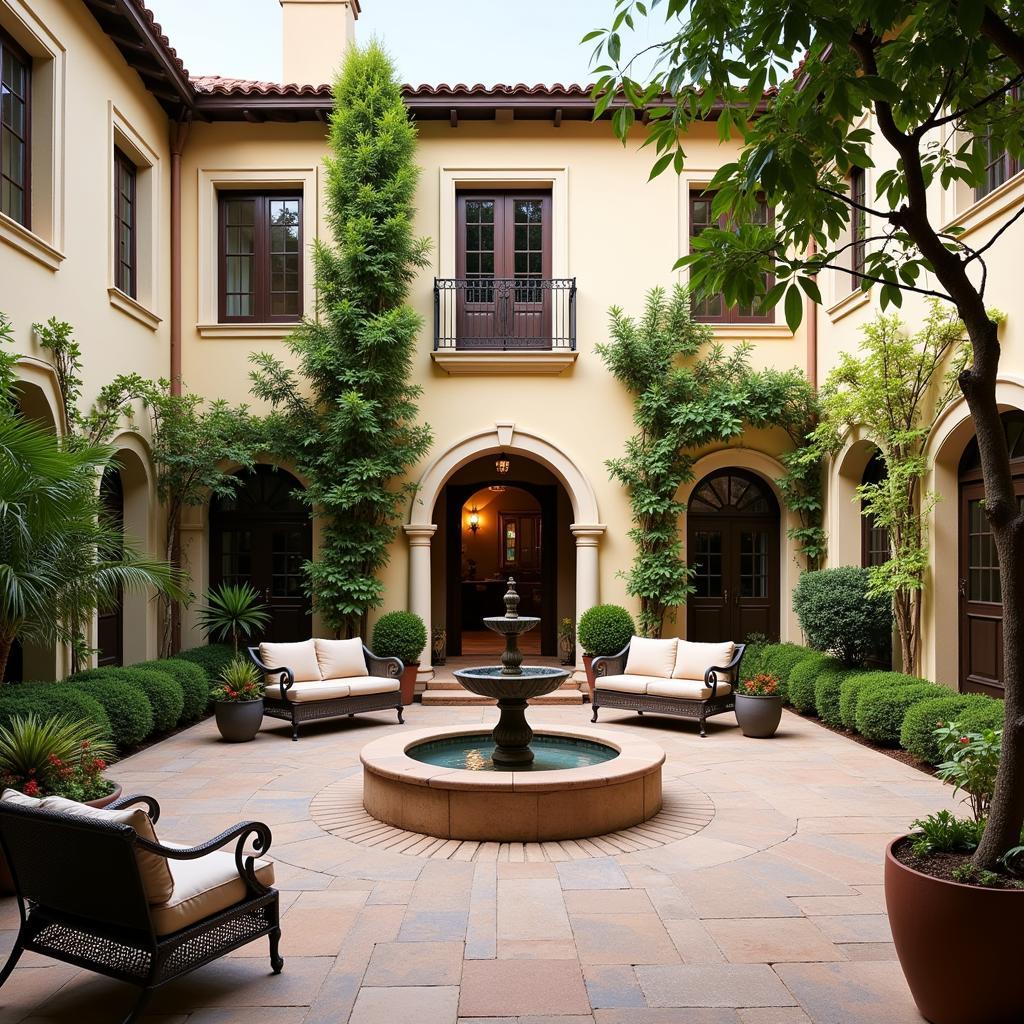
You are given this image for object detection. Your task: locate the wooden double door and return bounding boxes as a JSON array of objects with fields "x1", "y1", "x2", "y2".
[
  {"x1": 686, "y1": 471, "x2": 781, "y2": 643},
  {"x1": 958, "y1": 412, "x2": 1024, "y2": 695},
  {"x1": 210, "y1": 466, "x2": 312, "y2": 644}
]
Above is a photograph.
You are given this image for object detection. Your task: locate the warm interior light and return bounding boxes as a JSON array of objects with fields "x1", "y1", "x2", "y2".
[
  {"x1": 496, "y1": 454, "x2": 511, "y2": 475},
  {"x1": 468, "y1": 506, "x2": 480, "y2": 533}
]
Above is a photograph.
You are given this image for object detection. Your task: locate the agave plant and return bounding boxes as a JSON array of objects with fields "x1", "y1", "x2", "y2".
[
  {"x1": 197, "y1": 583, "x2": 271, "y2": 654},
  {"x1": 210, "y1": 657, "x2": 262, "y2": 703},
  {"x1": 0, "y1": 713, "x2": 116, "y2": 800}
]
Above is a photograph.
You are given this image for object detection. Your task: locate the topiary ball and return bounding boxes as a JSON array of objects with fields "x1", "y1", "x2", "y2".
[
  {"x1": 371, "y1": 611, "x2": 428, "y2": 667},
  {"x1": 139, "y1": 658, "x2": 209, "y2": 723},
  {"x1": 793, "y1": 567, "x2": 893, "y2": 667},
  {"x1": 577, "y1": 605, "x2": 636, "y2": 657}
]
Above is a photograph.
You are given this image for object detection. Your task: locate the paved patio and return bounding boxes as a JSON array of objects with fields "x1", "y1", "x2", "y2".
[{"x1": 0, "y1": 703, "x2": 962, "y2": 1023}]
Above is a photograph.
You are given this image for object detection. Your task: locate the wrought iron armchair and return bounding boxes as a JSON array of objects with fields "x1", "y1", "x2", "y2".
[{"x1": 0, "y1": 794, "x2": 281, "y2": 1022}]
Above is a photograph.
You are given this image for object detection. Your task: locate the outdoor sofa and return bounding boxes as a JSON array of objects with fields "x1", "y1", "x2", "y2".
[
  {"x1": 0, "y1": 789, "x2": 281, "y2": 1023},
  {"x1": 591, "y1": 636, "x2": 746, "y2": 736},
  {"x1": 247, "y1": 637, "x2": 404, "y2": 741}
]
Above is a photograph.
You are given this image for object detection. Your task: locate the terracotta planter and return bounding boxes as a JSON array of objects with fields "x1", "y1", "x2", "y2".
[
  {"x1": 0, "y1": 782, "x2": 123, "y2": 893},
  {"x1": 885, "y1": 837, "x2": 1024, "y2": 1024},
  {"x1": 214, "y1": 698, "x2": 263, "y2": 742},
  {"x1": 582, "y1": 655, "x2": 596, "y2": 702},
  {"x1": 734, "y1": 693, "x2": 782, "y2": 737},
  {"x1": 400, "y1": 664, "x2": 418, "y2": 705}
]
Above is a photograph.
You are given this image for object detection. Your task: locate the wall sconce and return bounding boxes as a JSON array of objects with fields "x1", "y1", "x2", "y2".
[
  {"x1": 467, "y1": 506, "x2": 480, "y2": 533},
  {"x1": 495, "y1": 454, "x2": 511, "y2": 475}
]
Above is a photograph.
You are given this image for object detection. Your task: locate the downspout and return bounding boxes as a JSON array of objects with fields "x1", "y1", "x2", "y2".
[{"x1": 805, "y1": 238, "x2": 818, "y2": 388}]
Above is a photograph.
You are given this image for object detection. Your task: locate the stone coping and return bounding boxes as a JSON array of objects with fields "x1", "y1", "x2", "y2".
[{"x1": 360, "y1": 723, "x2": 665, "y2": 795}]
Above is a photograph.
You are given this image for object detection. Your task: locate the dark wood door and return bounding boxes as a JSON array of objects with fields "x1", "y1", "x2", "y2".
[
  {"x1": 456, "y1": 192, "x2": 551, "y2": 349},
  {"x1": 210, "y1": 466, "x2": 312, "y2": 644},
  {"x1": 687, "y1": 471, "x2": 780, "y2": 643},
  {"x1": 97, "y1": 468, "x2": 124, "y2": 667}
]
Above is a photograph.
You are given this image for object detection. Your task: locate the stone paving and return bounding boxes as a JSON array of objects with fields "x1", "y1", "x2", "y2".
[{"x1": 0, "y1": 703, "x2": 964, "y2": 1023}]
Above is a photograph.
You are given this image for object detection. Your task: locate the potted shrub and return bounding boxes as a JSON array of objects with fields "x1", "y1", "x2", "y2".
[
  {"x1": 0, "y1": 713, "x2": 119, "y2": 892},
  {"x1": 734, "y1": 673, "x2": 783, "y2": 738},
  {"x1": 577, "y1": 604, "x2": 636, "y2": 700},
  {"x1": 886, "y1": 719, "x2": 1024, "y2": 1024},
  {"x1": 210, "y1": 658, "x2": 264, "y2": 743},
  {"x1": 371, "y1": 611, "x2": 427, "y2": 705}
]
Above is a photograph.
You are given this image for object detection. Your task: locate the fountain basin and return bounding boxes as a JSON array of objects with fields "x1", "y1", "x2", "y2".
[{"x1": 361, "y1": 724, "x2": 665, "y2": 842}]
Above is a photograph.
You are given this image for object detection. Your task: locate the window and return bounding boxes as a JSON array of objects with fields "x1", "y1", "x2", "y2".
[
  {"x1": 975, "y1": 87, "x2": 1021, "y2": 201},
  {"x1": 218, "y1": 191, "x2": 302, "y2": 322},
  {"x1": 860, "y1": 450, "x2": 889, "y2": 568},
  {"x1": 849, "y1": 167, "x2": 866, "y2": 289},
  {"x1": 1, "y1": 28, "x2": 30, "y2": 227},
  {"x1": 689, "y1": 190, "x2": 773, "y2": 323},
  {"x1": 114, "y1": 148, "x2": 136, "y2": 297}
]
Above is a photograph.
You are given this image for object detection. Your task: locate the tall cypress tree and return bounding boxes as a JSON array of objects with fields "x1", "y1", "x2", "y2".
[{"x1": 252, "y1": 43, "x2": 432, "y2": 637}]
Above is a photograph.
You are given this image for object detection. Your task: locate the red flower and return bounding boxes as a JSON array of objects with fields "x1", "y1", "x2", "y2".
[
  {"x1": 93, "y1": 759, "x2": 106, "y2": 772},
  {"x1": 960, "y1": 736, "x2": 970, "y2": 744},
  {"x1": 81, "y1": 740, "x2": 91, "y2": 750},
  {"x1": 23, "y1": 780, "x2": 39, "y2": 798}
]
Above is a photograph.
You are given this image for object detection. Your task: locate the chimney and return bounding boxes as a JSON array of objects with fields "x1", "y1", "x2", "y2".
[{"x1": 279, "y1": 0, "x2": 359, "y2": 86}]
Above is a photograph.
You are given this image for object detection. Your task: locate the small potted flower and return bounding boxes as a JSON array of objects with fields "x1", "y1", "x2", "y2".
[
  {"x1": 371, "y1": 611, "x2": 428, "y2": 705},
  {"x1": 577, "y1": 604, "x2": 636, "y2": 701},
  {"x1": 211, "y1": 658, "x2": 264, "y2": 742},
  {"x1": 734, "y1": 672, "x2": 783, "y2": 738}
]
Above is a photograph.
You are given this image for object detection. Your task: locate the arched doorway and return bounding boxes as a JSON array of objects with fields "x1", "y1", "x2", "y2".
[
  {"x1": 96, "y1": 467, "x2": 124, "y2": 667},
  {"x1": 958, "y1": 411, "x2": 1024, "y2": 695},
  {"x1": 687, "y1": 469, "x2": 781, "y2": 642},
  {"x1": 210, "y1": 466, "x2": 312, "y2": 643}
]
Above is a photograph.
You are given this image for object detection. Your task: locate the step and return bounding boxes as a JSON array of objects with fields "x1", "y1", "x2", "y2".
[
  {"x1": 426, "y1": 678, "x2": 581, "y2": 691},
  {"x1": 420, "y1": 690, "x2": 585, "y2": 707}
]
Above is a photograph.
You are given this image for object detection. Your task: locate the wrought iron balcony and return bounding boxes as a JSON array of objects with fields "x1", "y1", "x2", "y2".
[{"x1": 434, "y1": 278, "x2": 576, "y2": 352}]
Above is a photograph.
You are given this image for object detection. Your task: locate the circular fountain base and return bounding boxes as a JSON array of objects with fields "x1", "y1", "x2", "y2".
[{"x1": 361, "y1": 724, "x2": 665, "y2": 842}]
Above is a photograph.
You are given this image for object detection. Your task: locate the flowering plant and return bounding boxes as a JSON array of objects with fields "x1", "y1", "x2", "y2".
[
  {"x1": 210, "y1": 658, "x2": 263, "y2": 703},
  {"x1": 739, "y1": 673, "x2": 780, "y2": 697},
  {"x1": 0, "y1": 714, "x2": 116, "y2": 801},
  {"x1": 934, "y1": 719, "x2": 1001, "y2": 823}
]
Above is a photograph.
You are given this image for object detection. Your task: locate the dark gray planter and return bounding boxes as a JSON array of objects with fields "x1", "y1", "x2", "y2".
[
  {"x1": 214, "y1": 699, "x2": 264, "y2": 742},
  {"x1": 734, "y1": 693, "x2": 782, "y2": 738}
]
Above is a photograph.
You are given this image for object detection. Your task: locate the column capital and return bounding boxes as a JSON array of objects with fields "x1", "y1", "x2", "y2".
[
  {"x1": 570, "y1": 523, "x2": 607, "y2": 544},
  {"x1": 403, "y1": 524, "x2": 437, "y2": 546}
]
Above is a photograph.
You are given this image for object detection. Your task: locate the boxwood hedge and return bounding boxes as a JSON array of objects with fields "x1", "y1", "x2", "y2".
[
  {"x1": 757, "y1": 644, "x2": 821, "y2": 703},
  {"x1": 68, "y1": 677, "x2": 153, "y2": 748},
  {"x1": 839, "y1": 671, "x2": 928, "y2": 731},
  {"x1": 176, "y1": 644, "x2": 236, "y2": 684},
  {"x1": 71, "y1": 667, "x2": 184, "y2": 734},
  {"x1": 0, "y1": 682, "x2": 112, "y2": 740},
  {"x1": 854, "y1": 681, "x2": 948, "y2": 746},
  {"x1": 788, "y1": 652, "x2": 841, "y2": 714},
  {"x1": 900, "y1": 694, "x2": 985, "y2": 764},
  {"x1": 814, "y1": 665, "x2": 854, "y2": 726},
  {"x1": 138, "y1": 658, "x2": 209, "y2": 723}
]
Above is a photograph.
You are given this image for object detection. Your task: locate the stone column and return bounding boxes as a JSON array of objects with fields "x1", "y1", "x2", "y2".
[
  {"x1": 571, "y1": 523, "x2": 606, "y2": 684},
  {"x1": 403, "y1": 524, "x2": 437, "y2": 684}
]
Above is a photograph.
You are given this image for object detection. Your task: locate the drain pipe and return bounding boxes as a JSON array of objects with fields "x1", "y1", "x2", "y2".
[
  {"x1": 169, "y1": 116, "x2": 191, "y2": 395},
  {"x1": 805, "y1": 238, "x2": 818, "y2": 388}
]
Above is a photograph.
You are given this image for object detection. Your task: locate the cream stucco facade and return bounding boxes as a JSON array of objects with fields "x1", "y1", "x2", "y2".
[{"x1": 3, "y1": 0, "x2": 1022, "y2": 698}]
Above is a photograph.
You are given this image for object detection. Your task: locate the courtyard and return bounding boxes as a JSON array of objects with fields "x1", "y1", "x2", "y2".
[{"x1": 0, "y1": 704, "x2": 961, "y2": 1023}]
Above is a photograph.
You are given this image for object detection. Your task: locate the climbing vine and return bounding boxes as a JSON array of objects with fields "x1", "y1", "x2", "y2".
[{"x1": 599, "y1": 284, "x2": 822, "y2": 638}]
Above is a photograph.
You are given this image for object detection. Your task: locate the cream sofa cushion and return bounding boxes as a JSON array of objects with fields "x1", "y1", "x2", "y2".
[
  {"x1": 624, "y1": 636, "x2": 678, "y2": 679},
  {"x1": 647, "y1": 678, "x2": 733, "y2": 701},
  {"x1": 673, "y1": 640, "x2": 736, "y2": 681},
  {"x1": 150, "y1": 845, "x2": 275, "y2": 936},
  {"x1": 40, "y1": 795, "x2": 174, "y2": 904},
  {"x1": 314, "y1": 637, "x2": 368, "y2": 679},
  {"x1": 594, "y1": 674, "x2": 651, "y2": 695},
  {"x1": 1, "y1": 788, "x2": 42, "y2": 808},
  {"x1": 346, "y1": 676, "x2": 400, "y2": 696},
  {"x1": 265, "y1": 679, "x2": 352, "y2": 702},
  {"x1": 259, "y1": 639, "x2": 321, "y2": 684}
]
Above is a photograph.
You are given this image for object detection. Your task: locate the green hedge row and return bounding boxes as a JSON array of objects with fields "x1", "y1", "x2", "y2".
[
  {"x1": 0, "y1": 644, "x2": 233, "y2": 752},
  {"x1": 745, "y1": 642, "x2": 1005, "y2": 764}
]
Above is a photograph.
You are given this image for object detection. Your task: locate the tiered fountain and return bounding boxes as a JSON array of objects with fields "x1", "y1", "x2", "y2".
[{"x1": 360, "y1": 580, "x2": 665, "y2": 842}]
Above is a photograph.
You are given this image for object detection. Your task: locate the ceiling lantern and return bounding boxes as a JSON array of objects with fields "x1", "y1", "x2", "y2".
[{"x1": 495, "y1": 453, "x2": 511, "y2": 475}]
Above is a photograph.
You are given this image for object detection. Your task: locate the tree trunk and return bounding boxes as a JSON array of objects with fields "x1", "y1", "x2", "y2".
[{"x1": 0, "y1": 633, "x2": 12, "y2": 683}]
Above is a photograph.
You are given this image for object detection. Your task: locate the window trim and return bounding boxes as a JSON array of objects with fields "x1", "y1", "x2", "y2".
[
  {"x1": 113, "y1": 147, "x2": 137, "y2": 298},
  {"x1": 849, "y1": 167, "x2": 866, "y2": 289},
  {"x1": 217, "y1": 190, "x2": 304, "y2": 324},
  {"x1": 0, "y1": 26, "x2": 31, "y2": 230},
  {"x1": 975, "y1": 88, "x2": 1022, "y2": 202},
  {"x1": 688, "y1": 187, "x2": 775, "y2": 324}
]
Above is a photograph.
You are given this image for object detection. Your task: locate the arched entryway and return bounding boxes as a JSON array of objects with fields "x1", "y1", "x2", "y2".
[
  {"x1": 209, "y1": 466, "x2": 312, "y2": 643},
  {"x1": 958, "y1": 410, "x2": 1024, "y2": 695},
  {"x1": 687, "y1": 469, "x2": 781, "y2": 643},
  {"x1": 96, "y1": 467, "x2": 124, "y2": 667}
]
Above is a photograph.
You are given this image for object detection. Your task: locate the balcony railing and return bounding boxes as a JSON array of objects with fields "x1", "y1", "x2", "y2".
[{"x1": 434, "y1": 278, "x2": 576, "y2": 352}]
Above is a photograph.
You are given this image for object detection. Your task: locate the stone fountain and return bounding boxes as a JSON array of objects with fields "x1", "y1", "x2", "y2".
[{"x1": 452, "y1": 578, "x2": 570, "y2": 766}]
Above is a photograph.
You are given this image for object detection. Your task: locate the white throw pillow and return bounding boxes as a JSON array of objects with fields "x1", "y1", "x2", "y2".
[
  {"x1": 624, "y1": 636, "x2": 678, "y2": 679},
  {"x1": 1, "y1": 787, "x2": 42, "y2": 808},
  {"x1": 673, "y1": 640, "x2": 736, "y2": 681},
  {"x1": 259, "y1": 639, "x2": 321, "y2": 683},
  {"x1": 314, "y1": 637, "x2": 368, "y2": 679}
]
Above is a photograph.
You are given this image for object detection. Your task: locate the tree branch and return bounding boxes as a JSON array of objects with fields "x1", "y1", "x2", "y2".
[
  {"x1": 981, "y1": 5, "x2": 1024, "y2": 73},
  {"x1": 963, "y1": 200, "x2": 1024, "y2": 265},
  {"x1": 928, "y1": 72, "x2": 1024, "y2": 129},
  {"x1": 816, "y1": 184, "x2": 894, "y2": 221}
]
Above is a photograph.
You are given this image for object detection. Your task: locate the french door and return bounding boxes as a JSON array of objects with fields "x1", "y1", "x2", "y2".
[{"x1": 456, "y1": 191, "x2": 551, "y2": 348}]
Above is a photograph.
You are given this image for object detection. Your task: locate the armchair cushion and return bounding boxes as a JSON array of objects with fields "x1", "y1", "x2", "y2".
[
  {"x1": 39, "y1": 795, "x2": 174, "y2": 904},
  {"x1": 1, "y1": 788, "x2": 42, "y2": 808},
  {"x1": 259, "y1": 639, "x2": 321, "y2": 684},
  {"x1": 624, "y1": 637, "x2": 678, "y2": 679},
  {"x1": 150, "y1": 844, "x2": 275, "y2": 936},
  {"x1": 314, "y1": 637, "x2": 368, "y2": 679},
  {"x1": 593, "y1": 674, "x2": 651, "y2": 695},
  {"x1": 346, "y1": 676, "x2": 400, "y2": 697},
  {"x1": 265, "y1": 679, "x2": 352, "y2": 702},
  {"x1": 674, "y1": 640, "x2": 736, "y2": 681},
  {"x1": 647, "y1": 678, "x2": 733, "y2": 701}
]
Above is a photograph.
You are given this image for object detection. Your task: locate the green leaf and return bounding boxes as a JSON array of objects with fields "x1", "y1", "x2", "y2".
[
  {"x1": 797, "y1": 276, "x2": 822, "y2": 304},
  {"x1": 784, "y1": 284, "x2": 804, "y2": 333},
  {"x1": 649, "y1": 151, "x2": 675, "y2": 180}
]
